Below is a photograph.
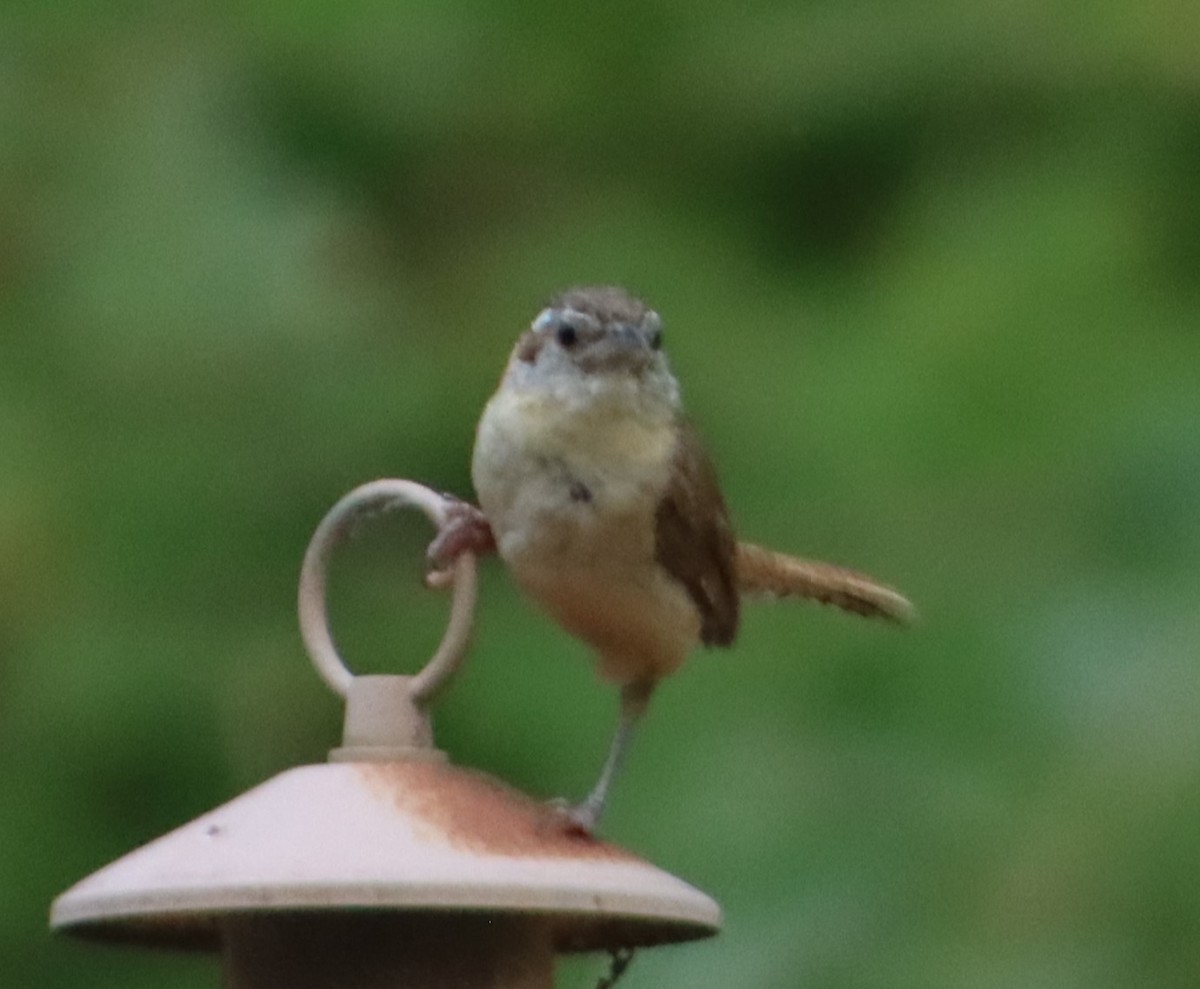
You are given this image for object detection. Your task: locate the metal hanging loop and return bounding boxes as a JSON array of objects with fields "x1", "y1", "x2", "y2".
[{"x1": 297, "y1": 479, "x2": 478, "y2": 705}]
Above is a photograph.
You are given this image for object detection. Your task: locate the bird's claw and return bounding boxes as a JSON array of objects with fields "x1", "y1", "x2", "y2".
[
  {"x1": 547, "y1": 797, "x2": 601, "y2": 836},
  {"x1": 424, "y1": 498, "x2": 495, "y2": 588}
]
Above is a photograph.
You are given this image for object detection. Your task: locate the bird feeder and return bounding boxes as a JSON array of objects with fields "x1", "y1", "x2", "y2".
[{"x1": 50, "y1": 480, "x2": 721, "y2": 988}]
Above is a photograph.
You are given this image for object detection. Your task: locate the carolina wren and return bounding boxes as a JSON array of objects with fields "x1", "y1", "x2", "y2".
[{"x1": 432, "y1": 286, "x2": 912, "y2": 832}]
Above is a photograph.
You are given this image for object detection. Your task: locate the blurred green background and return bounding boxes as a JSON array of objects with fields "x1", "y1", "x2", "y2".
[{"x1": 4, "y1": 1, "x2": 1200, "y2": 986}]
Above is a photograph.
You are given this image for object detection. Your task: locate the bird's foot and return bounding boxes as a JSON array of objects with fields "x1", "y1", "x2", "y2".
[
  {"x1": 547, "y1": 796, "x2": 602, "y2": 836},
  {"x1": 425, "y1": 498, "x2": 495, "y2": 588}
]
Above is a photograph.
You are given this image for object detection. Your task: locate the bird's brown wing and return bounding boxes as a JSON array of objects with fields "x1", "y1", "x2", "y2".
[{"x1": 654, "y1": 419, "x2": 740, "y2": 647}]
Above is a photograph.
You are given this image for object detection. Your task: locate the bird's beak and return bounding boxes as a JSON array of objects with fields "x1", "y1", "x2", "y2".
[
  {"x1": 578, "y1": 326, "x2": 655, "y2": 375},
  {"x1": 612, "y1": 324, "x2": 647, "y2": 351}
]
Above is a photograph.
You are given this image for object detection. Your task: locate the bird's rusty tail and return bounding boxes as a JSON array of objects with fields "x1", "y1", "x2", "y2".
[{"x1": 734, "y1": 541, "x2": 914, "y2": 624}]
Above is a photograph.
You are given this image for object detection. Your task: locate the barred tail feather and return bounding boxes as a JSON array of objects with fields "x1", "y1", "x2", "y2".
[{"x1": 734, "y1": 541, "x2": 914, "y2": 624}]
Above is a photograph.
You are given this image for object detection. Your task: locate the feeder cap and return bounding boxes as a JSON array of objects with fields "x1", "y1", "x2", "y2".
[{"x1": 50, "y1": 760, "x2": 721, "y2": 953}]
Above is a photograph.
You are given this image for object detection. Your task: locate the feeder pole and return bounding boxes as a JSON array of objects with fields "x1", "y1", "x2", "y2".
[{"x1": 223, "y1": 913, "x2": 552, "y2": 989}]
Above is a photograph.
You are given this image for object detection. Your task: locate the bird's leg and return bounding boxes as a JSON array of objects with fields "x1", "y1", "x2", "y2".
[
  {"x1": 425, "y1": 497, "x2": 496, "y2": 588},
  {"x1": 566, "y1": 680, "x2": 656, "y2": 834}
]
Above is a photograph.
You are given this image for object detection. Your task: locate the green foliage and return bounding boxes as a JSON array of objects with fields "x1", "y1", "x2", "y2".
[{"x1": 3, "y1": 1, "x2": 1199, "y2": 986}]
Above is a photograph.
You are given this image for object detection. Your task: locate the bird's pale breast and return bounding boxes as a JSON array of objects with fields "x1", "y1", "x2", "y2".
[{"x1": 472, "y1": 385, "x2": 701, "y2": 682}]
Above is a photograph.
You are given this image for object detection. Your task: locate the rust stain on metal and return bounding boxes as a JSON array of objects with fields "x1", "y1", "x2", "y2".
[{"x1": 356, "y1": 762, "x2": 638, "y2": 860}]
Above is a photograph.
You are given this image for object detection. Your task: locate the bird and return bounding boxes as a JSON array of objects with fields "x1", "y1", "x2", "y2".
[{"x1": 429, "y1": 285, "x2": 912, "y2": 833}]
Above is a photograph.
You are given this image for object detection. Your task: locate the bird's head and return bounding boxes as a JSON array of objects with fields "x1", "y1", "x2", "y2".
[{"x1": 504, "y1": 286, "x2": 678, "y2": 410}]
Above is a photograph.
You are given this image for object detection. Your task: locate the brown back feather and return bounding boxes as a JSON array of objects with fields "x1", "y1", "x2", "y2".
[{"x1": 654, "y1": 420, "x2": 740, "y2": 647}]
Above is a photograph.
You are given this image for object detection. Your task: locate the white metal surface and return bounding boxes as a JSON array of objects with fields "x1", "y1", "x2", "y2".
[{"x1": 50, "y1": 760, "x2": 721, "y2": 952}]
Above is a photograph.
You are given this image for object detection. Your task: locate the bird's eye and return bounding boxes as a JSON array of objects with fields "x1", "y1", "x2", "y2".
[
  {"x1": 648, "y1": 329, "x2": 663, "y2": 351},
  {"x1": 556, "y1": 324, "x2": 579, "y2": 347}
]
